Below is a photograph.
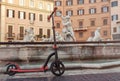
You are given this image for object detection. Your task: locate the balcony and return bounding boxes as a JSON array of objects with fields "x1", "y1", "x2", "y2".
[
  {"x1": 17, "y1": 33, "x2": 24, "y2": 40},
  {"x1": 5, "y1": 33, "x2": 15, "y2": 41},
  {"x1": 112, "y1": 34, "x2": 120, "y2": 40},
  {"x1": 74, "y1": 26, "x2": 88, "y2": 31},
  {"x1": 35, "y1": 35, "x2": 42, "y2": 41}
]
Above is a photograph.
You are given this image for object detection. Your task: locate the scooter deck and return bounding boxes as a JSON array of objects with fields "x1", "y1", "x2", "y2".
[{"x1": 11, "y1": 67, "x2": 48, "y2": 73}]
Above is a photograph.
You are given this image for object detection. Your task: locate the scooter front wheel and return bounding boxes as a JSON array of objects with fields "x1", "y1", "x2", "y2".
[
  {"x1": 6, "y1": 64, "x2": 17, "y2": 76},
  {"x1": 50, "y1": 60, "x2": 65, "y2": 76}
]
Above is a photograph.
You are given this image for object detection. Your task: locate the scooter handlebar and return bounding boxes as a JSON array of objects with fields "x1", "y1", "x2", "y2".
[{"x1": 48, "y1": 7, "x2": 57, "y2": 20}]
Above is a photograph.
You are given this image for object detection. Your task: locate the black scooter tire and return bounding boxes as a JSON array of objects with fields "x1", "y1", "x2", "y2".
[
  {"x1": 6, "y1": 64, "x2": 17, "y2": 76},
  {"x1": 50, "y1": 60, "x2": 65, "y2": 76}
]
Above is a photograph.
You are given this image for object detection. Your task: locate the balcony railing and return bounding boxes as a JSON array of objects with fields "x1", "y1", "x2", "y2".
[
  {"x1": 112, "y1": 34, "x2": 120, "y2": 40},
  {"x1": 74, "y1": 26, "x2": 88, "y2": 31},
  {"x1": 35, "y1": 35, "x2": 42, "y2": 41},
  {"x1": 17, "y1": 33, "x2": 24, "y2": 40},
  {"x1": 5, "y1": 33, "x2": 15, "y2": 40}
]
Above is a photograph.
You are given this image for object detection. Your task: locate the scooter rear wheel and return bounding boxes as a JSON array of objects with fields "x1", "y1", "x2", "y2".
[
  {"x1": 6, "y1": 64, "x2": 17, "y2": 76},
  {"x1": 50, "y1": 60, "x2": 65, "y2": 76}
]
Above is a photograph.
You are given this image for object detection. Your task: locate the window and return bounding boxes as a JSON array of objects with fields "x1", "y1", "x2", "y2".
[
  {"x1": 79, "y1": 32, "x2": 83, "y2": 38},
  {"x1": 39, "y1": 28, "x2": 43, "y2": 38},
  {"x1": 102, "y1": 6, "x2": 109, "y2": 13},
  {"x1": 18, "y1": 11, "x2": 26, "y2": 19},
  {"x1": 101, "y1": 0, "x2": 108, "y2": 2},
  {"x1": 113, "y1": 27, "x2": 117, "y2": 33},
  {"x1": 79, "y1": 21, "x2": 83, "y2": 27},
  {"x1": 66, "y1": 0, "x2": 73, "y2": 6},
  {"x1": 66, "y1": 10, "x2": 73, "y2": 16},
  {"x1": 39, "y1": 14, "x2": 43, "y2": 21},
  {"x1": 19, "y1": 26, "x2": 24, "y2": 38},
  {"x1": 8, "y1": 25, "x2": 13, "y2": 37},
  {"x1": 47, "y1": 4, "x2": 51, "y2": 11},
  {"x1": 7, "y1": 9, "x2": 15, "y2": 18},
  {"x1": 38, "y1": 2, "x2": 43, "y2": 9},
  {"x1": 77, "y1": 0, "x2": 84, "y2": 4},
  {"x1": 19, "y1": 0, "x2": 24, "y2": 6},
  {"x1": 8, "y1": 0, "x2": 13, "y2": 3},
  {"x1": 30, "y1": 0, "x2": 34, "y2": 7},
  {"x1": 47, "y1": 29, "x2": 51, "y2": 38},
  {"x1": 103, "y1": 30, "x2": 107, "y2": 36},
  {"x1": 90, "y1": 20, "x2": 95, "y2": 26},
  {"x1": 112, "y1": 14, "x2": 118, "y2": 21},
  {"x1": 29, "y1": 13, "x2": 35, "y2": 21},
  {"x1": 89, "y1": 0, "x2": 96, "y2": 3},
  {"x1": 89, "y1": 8, "x2": 96, "y2": 14},
  {"x1": 103, "y1": 19, "x2": 108, "y2": 25},
  {"x1": 77, "y1": 9, "x2": 84, "y2": 15},
  {"x1": 111, "y1": 1, "x2": 118, "y2": 7},
  {"x1": 56, "y1": 23, "x2": 60, "y2": 28},
  {"x1": 55, "y1": 1, "x2": 61, "y2": 6},
  {"x1": 56, "y1": 11, "x2": 62, "y2": 16}
]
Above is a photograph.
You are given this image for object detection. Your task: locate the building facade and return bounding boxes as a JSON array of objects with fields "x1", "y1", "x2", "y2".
[
  {"x1": 54, "y1": 0, "x2": 111, "y2": 41},
  {"x1": 0, "y1": 0, "x2": 53, "y2": 42},
  {"x1": 111, "y1": 0, "x2": 120, "y2": 40}
]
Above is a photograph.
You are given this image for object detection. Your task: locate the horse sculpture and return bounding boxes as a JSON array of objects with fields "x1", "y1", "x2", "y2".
[
  {"x1": 87, "y1": 27, "x2": 102, "y2": 41},
  {"x1": 92, "y1": 27, "x2": 102, "y2": 41}
]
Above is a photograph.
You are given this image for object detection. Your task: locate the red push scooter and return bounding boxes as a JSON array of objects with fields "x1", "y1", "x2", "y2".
[{"x1": 5, "y1": 7, "x2": 65, "y2": 76}]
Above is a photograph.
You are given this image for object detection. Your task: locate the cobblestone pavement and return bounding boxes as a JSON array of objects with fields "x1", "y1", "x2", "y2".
[
  {"x1": 2, "y1": 72, "x2": 120, "y2": 81},
  {"x1": 1, "y1": 66, "x2": 120, "y2": 81}
]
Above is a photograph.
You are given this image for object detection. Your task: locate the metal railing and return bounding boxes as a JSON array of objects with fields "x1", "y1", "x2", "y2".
[
  {"x1": 112, "y1": 34, "x2": 120, "y2": 40},
  {"x1": 5, "y1": 33, "x2": 15, "y2": 41}
]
